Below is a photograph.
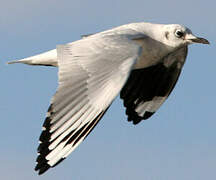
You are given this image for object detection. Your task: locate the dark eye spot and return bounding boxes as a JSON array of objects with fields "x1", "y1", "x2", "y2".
[
  {"x1": 175, "y1": 30, "x2": 184, "y2": 38},
  {"x1": 165, "y1": 31, "x2": 169, "y2": 39}
]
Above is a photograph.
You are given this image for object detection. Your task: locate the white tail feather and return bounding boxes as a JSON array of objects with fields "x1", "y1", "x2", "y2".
[{"x1": 7, "y1": 49, "x2": 58, "y2": 67}]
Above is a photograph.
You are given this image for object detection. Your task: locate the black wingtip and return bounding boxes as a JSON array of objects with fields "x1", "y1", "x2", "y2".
[
  {"x1": 35, "y1": 157, "x2": 66, "y2": 175},
  {"x1": 35, "y1": 104, "x2": 54, "y2": 175},
  {"x1": 35, "y1": 158, "x2": 49, "y2": 171},
  {"x1": 127, "y1": 110, "x2": 155, "y2": 125},
  {"x1": 143, "y1": 111, "x2": 154, "y2": 120},
  {"x1": 37, "y1": 163, "x2": 51, "y2": 175}
]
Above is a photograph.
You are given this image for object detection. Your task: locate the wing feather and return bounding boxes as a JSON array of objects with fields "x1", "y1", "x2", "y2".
[
  {"x1": 120, "y1": 47, "x2": 188, "y2": 124},
  {"x1": 35, "y1": 35, "x2": 142, "y2": 174}
]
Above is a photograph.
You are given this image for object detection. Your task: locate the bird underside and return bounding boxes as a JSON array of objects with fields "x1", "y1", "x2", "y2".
[{"x1": 120, "y1": 61, "x2": 182, "y2": 124}]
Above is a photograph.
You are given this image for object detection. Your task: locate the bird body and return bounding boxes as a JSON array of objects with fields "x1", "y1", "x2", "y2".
[{"x1": 8, "y1": 22, "x2": 209, "y2": 175}]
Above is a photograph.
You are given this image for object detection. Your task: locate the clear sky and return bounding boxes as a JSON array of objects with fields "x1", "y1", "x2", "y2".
[{"x1": 1, "y1": 0, "x2": 215, "y2": 179}]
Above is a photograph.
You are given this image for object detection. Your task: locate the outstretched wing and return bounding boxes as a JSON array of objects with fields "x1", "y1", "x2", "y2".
[
  {"x1": 35, "y1": 35, "x2": 142, "y2": 174},
  {"x1": 120, "y1": 47, "x2": 188, "y2": 124}
]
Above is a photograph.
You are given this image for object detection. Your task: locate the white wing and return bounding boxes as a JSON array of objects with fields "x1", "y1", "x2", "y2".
[{"x1": 35, "y1": 35, "x2": 142, "y2": 174}]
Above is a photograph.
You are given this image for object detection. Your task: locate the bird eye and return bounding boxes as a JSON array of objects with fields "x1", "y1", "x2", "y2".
[{"x1": 175, "y1": 30, "x2": 184, "y2": 38}]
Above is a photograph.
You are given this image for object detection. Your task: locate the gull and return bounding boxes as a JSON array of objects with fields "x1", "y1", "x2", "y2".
[{"x1": 8, "y1": 22, "x2": 209, "y2": 175}]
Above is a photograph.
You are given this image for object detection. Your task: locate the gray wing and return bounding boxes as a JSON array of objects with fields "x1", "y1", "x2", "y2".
[
  {"x1": 35, "y1": 35, "x2": 142, "y2": 174},
  {"x1": 120, "y1": 46, "x2": 188, "y2": 124}
]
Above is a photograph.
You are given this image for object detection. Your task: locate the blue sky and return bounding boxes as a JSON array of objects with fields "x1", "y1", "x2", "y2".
[{"x1": 1, "y1": 0, "x2": 215, "y2": 179}]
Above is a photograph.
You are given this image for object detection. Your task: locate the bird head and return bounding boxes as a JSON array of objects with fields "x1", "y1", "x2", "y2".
[{"x1": 163, "y1": 24, "x2": 209, "y2": 48}]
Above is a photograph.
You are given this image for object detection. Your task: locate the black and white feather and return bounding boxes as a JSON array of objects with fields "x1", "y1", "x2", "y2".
[
  {"x1": 35, "y1": 34, "x2": 142, "y2": 174},
  {"x1": 120, "y1": 47, "x2": 188, "y2": 124}
]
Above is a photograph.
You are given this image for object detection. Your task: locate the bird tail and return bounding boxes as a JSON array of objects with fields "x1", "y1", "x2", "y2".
[
  {"x1": 7, "y1": 49, "x2": 58, "y2": 67},
  {"x1": 7, "y1": 58, "x2": 35, "y2": 65}
]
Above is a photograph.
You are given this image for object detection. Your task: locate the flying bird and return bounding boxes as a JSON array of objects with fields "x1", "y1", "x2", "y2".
[{"x1": 8, "y1": 22, "x2": 209, "y2": 175}]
